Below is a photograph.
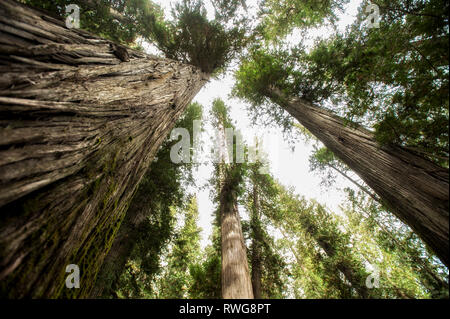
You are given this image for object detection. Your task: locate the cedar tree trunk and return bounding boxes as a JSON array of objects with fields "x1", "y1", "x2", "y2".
[
  {"x1": 269, "y1": 88, "x2": 449, "y2": 267},
  {"x1": 220, "y1": 180, "x2": 254, "y2": 299},
  {"x1": 0, "y1": 0, "x2": 208, "y2": 298}
]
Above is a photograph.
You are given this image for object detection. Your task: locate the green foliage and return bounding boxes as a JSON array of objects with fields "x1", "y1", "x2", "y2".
[
  {"x1": 189, "y1": 245, "x2": 222, "y2": 298},
  {"x1": 255, "y1": 176, "x2": 441, "y2": 299},
  {"x1": 153, "y1": 196, "x2": 203, "y2": 298},
  {"x1": 150, "y1": 0, "x2": 250, "y2": 74},
  {"x1": 344, "y1": 187, "x2": 449, "y2": 298},
  {"x1": 25, "y1": 0, "x2": 250, "y2": 75},
  {"x1": 257, "y1": 0, "x2": 349, "y2": 41},
  {"x1": 22, "y1": 0, "x2": 165, "y2": 45},
  {"x1": 232, "y1": 48, "x2": 296, "y2": 131},
  {"x1": 234, "y1": 0, "x2": 449, "y2": 166}
]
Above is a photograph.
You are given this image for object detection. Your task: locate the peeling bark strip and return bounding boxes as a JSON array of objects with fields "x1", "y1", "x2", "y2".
[
  {"x1": 0, "y1": 0, "x2": 208, "y2": 298},
  {"x1": 220, "y1": 181, "x2": 254, "y2": 299},
  {"x1": 269, "y1": 88, "x2": 449, "y2": 267}
]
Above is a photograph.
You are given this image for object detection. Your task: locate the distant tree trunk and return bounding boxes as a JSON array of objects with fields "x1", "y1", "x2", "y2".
[
  {"x1": 268, "y1": 87, "x2": 449, "y2": 267},
  {"x1": 220, "y1": 178, "x2": 254, "y2": 299},
  {"x1": 0, "y1": 0, "x2": 208, "y2": 298},
  {"x1": 250, "y1": 173, "x2": 262, "y2": 299}
]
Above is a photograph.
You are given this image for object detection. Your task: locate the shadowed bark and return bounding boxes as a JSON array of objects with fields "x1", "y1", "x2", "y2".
[
  {"x1": 269, "y1": 87, "x2": 449, "y2": 267},
  {"x1": 0, "y1": 0, "x2": 208, "y2": 298}
]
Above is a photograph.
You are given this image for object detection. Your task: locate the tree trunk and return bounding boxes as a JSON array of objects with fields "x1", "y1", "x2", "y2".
[
  {"x1": 0, "y1": 0, "x2": 208, "y2": 298},
  {"x1": 250, "y1": 174, "x2": 262, "y2": 299},
  {"x1": 269, "y1": 88, "x2": 449, "y2": 267},
  {"x1": 220, "y1": 179, "x2": 254, "y2": 299},
  {"x1": 88, "y1": 195, "x2": 148, "y2": 298}
]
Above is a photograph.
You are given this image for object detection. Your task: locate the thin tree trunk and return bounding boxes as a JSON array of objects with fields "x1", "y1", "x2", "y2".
[
  {"x1": 215, "y1": 107, "x2": 253, "y2": 299},
  {"x1": 277, "y1": 218, "x2": 369, "y2": 298},
  {"x1": 314, "y1": 232, "x2": 370, "y2": 298},
  {"x1": 220, "y1": 179, "x2": 254, "y2": 299},
  {"x1": 269, "y1": 87, "x2": 449, "y2": 267},
  {"x1": 327, "y1": 163, "x2": 381, "y2": 203},
  {"x1": 250, "y1": 175, "x2": 262, "y2": 299},
  {"x1": 0, "y1": 0, "x2": 208, "y2": 298}
]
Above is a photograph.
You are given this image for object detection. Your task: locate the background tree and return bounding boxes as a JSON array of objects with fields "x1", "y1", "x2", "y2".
[
  {"x1": 155, "y1": 196, "x2": 202, "y2": 298},
  {"x1": 268, "y1": 180, "x2": 438, "y2": 298},
  {"x1": 210, "y1": 98, "x2": 253, "y2": 299},
  {"x1": 343, "y1": 188, "x2": 449, "y2": 298},
  {"x1": 189, "y1": 237, "x2": 222, "y2": 298},
  {"x1": 232, "y1": 0, "x2": 449, "y2": 265},
  {"x1": 244, "y1": 162, "x2": 287, "y2": 299}
]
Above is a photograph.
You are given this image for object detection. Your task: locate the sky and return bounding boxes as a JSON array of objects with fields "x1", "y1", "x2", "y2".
[{"x1": 149, "y1": 0, "x2": 365, "y2": 248}]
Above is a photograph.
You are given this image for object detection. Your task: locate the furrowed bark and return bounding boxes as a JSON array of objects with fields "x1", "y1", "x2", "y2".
[
  {"x1": 269, "y1": 87, "x2": 449, "y2": 267},
  {"x1": 0, "y1": 0, "x2": 208, "y2": 298},
  {"x1": 220, "y1": 179, "x2": 254, "y2": 299},
  {"x1": 215, "y1": 111, "x2": 253, "y2": 299}
]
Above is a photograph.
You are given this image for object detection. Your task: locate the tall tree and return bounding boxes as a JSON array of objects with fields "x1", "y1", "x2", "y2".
[
  {"x1": 244, "y1": 161, "x2": 287, "y2": 299},
  {"x1": 210, "y1": 98, "x2": 253, "y2": 299},
  {"x1": 274, "y1": 186, "x2": 373, "y2": 298},
  {"x1": 0, "y1": 0, "x2": 248, "y2": 297},
  {"x1": 233, "y1": 46, "x2": 449, "y2": 267},
  {"x1": 91, "y1": 102, "x2": 202, "y2": 298}
]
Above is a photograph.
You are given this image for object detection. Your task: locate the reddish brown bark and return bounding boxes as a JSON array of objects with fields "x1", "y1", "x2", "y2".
[{"x1": 220, "y1": 179, "x2": 254, "y2": 299}]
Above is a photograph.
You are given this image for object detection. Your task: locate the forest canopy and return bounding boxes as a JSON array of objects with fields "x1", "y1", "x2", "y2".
[{"x1": 0, "y1": 0, "x2": 447, "y2": 300}]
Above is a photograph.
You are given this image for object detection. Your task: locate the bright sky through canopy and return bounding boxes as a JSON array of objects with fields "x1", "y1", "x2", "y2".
[{"x1": 150, "y1": 0, "x2": 364, "y2": 248}]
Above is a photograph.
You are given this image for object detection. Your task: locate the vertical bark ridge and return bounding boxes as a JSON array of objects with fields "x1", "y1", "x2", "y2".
[{"x1": 220, "y1": 182, "x2": 254, "y2": 299}]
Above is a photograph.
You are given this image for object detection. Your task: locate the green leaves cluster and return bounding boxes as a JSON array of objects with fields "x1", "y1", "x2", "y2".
[
  {"x1": 234, "y1": 0, "x2": 449, "y2": 166},
  {"x1": 151, "y1": 0, "x2": 249, "y2": 74},
  {"x1": 22, "y1": 0, "x2": 165, "y2": 45}
]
